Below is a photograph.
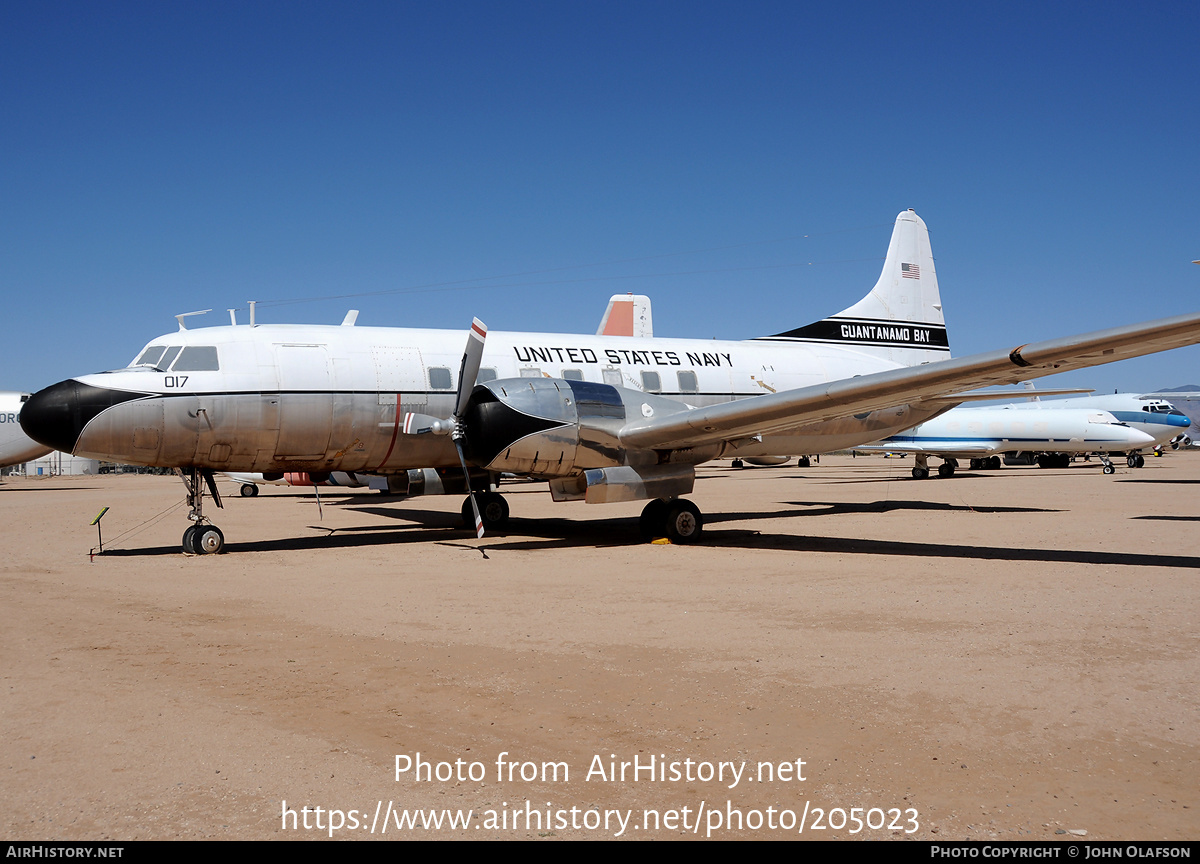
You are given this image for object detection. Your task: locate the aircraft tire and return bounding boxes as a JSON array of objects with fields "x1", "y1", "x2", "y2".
[
  {"x1": 664, "y1": 500, "x2": 703, "y2": 544},
  {"x1": 1135, "y1": 454, "x2": 1145, "y2": 468},
  {"x1": 938, "y1": 462, "x2": 955, "y2": 478},
  {"x1": 182, "y1": 525, "x2": 199, "y2": 554},
  {"x1": 797, "y1": 456, "x2": 811, "y2": 468},
  {"x1": 911, "y1": 466, "x2": 929, "y2": 480},
  {"x1": 478, "y1": 492, "x2": 509, "y2": 529},
  {"x1": 1127, "y1": 454, "x2": 1137, "y2": 468},
  {"x1": 240, "y1": 483, "x2": 259, "y2": 497},
  {"x1": 731, "y1": 459, "x2": 744, "y2": 468},
  {"x1": 639, "y1": 499, "x2": 669, "y2": 539},
  {"x1": 1103, "y1": 463, "x2": 1115, "y2": 475},
  {"x1": 196, "y1": 525, "x2": 225, "y2": 554},
  {"x1": 988, "y1": 456, "x2": 1002, "y2": 470}
]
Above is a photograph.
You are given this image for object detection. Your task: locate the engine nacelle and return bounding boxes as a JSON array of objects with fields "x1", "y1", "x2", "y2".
[{"x1": 462, "y1": 378, "x2": 703, "y2": 477}]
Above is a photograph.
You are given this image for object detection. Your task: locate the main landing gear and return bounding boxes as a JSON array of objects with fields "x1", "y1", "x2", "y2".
[
  {"x1": 177, "y1": 467, "x2": 225, "y2": 554},
  {"x1": 461, "y1": 492, "x2": 510, "y2": 532},
  {"x1": 911, "y1": 456, "x2": 960, "y2": 480},
  {"x1": 639, "y1": 498, "x2": 703, "y2": 543},
  {"x1": 1126, "y1": 453, "x2": 1145, "y2": 469}
]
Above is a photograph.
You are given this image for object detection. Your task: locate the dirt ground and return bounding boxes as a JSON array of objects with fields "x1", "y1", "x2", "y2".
[{"x1": 2, "y1": 453, "x2": 1197, "y2": 841}]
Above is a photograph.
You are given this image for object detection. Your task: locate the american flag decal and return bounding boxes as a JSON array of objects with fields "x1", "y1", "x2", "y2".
[{"x1": 901, "y1": 262, "x2": 920, "y2": 279}]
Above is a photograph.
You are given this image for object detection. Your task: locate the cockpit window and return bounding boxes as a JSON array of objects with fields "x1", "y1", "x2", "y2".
[
  {"x1": 133, "y1": 346, "x2": 167, "y2": 367},
  {"x1": 171, "y1": 346, "x2": 219, "y2": 371},
  {"x1": 160, "y1": 346, "x2": 183, "y2": 370}
]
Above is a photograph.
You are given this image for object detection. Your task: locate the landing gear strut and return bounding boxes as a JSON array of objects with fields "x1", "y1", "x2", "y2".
[
  {"x1": 640, "y1": 498, "x2": 703, "y2": 543},
  {"x1": 177, "y1": 467, "x2": 225, "y2": 554},
  {"x1": 911, "y1": 454, "x2": 930, "y2": 480}
]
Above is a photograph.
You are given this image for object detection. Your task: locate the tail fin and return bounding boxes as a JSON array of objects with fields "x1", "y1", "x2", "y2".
[
  {"x1": 758, "y1": 209, "x2": 949, "y2": 366},
  {"x1": 597, "y1": 293, "x2": 653, "y2": 337}
]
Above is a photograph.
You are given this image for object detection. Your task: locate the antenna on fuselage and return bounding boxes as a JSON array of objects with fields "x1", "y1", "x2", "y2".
[
  {"x1": 175, "y1": 310, "x2": 212, "y2": 331},
  {"x1": 228, "y1": 309, "x2": 238, "y2": 325},
  {"x1": 249, "y1": 300, "x2": 257, "y2": 327}
]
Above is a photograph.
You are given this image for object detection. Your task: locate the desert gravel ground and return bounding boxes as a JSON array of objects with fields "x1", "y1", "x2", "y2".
[{"x1": 1, "y1": 453, "x2": 1197, "y2": 841}]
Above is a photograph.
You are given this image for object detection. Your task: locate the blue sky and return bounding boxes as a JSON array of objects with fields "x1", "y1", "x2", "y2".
[{"x1": 3, "y1": 2, "x2": 1198, "y2": 395}]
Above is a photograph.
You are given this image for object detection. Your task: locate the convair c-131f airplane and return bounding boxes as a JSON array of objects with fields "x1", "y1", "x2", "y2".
[{"x1": 20, "y1": 210, "x2": 1200, "y2": 554}]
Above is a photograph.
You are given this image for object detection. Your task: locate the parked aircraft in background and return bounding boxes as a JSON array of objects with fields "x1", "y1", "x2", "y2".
[
  {"x1": 223, "y1": 470, "x2": 372, "y2": 496},
  {"x1": 1016, "y1": 392, "x2": 1192, "y2": 463},
  {"x1": 860, "y1": 405, "x2": 1157, "y2": 476},
  {"x1": 0, "y1": 392, "x2": 52, "y2": 469},
  {"x1": 20, "y1": 210, "x2": 1200, "y2": 553}
]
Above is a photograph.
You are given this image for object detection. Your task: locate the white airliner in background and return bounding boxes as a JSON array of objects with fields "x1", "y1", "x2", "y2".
[
  {"x1": 0, "y1": 392, "x2": 52, "y2": 469},
  {"x1": 1016, "y1": 392, "x2": 1193, "y2": 460},
  {"x1": 20, "y1": 210, "x2": 1200, "y2": 554},
  {"x1": 860, "y1": 405, "x2": 1158, "y2": 476}
]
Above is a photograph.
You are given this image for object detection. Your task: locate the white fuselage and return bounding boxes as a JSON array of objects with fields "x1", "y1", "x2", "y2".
[
  {"x1": 994, "y1": 394, "x2": 1192, "y2": 449},
  {"x1": 869, "y1": 405, "x2": 1156, "y2": 457},
  {"x1": 55, "y1": 321, "x2": 950, "y2": 474},
  {"x1": 0, "y1": 392, "x2": 52, "y2": 468}
]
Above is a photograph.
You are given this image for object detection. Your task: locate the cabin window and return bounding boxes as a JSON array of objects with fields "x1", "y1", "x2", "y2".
[
  {"x1": 640, "y1": 371, "x2": 661, "y2": 393},
  {"x1": 428, "y1": 367, "x2": 453, "y2": 389},
  {"x1": 677, "y1": 370, "x2": 698, "y2": 392},
  {"x1": 172, "y1": 346, "x2": 219, "y2": 371},
  {"x1": 602, "y1": 369, "x2": 622, "y2": 387},
  {"x1": 477, "y1": 367, "x2": 498, "y2": 383},
  {"x1": 562, "y1": 369, "x2": 583, "y2": 381},
  {"x1": 520, "y1": 368, "x2": 542, "y2": 378}
]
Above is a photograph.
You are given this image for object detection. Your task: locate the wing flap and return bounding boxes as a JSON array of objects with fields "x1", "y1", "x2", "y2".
[{"x1": 619, "y1": 311, "x2": 1200, "y2": 450}]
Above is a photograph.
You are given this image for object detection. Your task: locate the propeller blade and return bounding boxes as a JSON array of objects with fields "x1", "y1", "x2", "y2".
[
  {"x1": 454, "y1": 318, "x2": 488, "y2": 421},
  {"x1": 456, "y1": 439, "x2": 485, "y2": 539}
]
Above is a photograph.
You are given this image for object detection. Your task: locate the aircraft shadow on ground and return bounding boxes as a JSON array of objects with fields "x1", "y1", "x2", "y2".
[
  {"x1": 694, "y1": 530, "x2": 1200, "y2": 569},
  {"x1": 1116, "y1": 478, "x2": 1200, "y2": 485},
  {"x1": 1131, "y1": 514, "x2": 1200, "y2": 522},
  {"x1": 98, "y1": 501, "x2": 1200, "y2": 568},
  {"x1": 770, "y1": 500, "x2": 1059, "y2": 516}
]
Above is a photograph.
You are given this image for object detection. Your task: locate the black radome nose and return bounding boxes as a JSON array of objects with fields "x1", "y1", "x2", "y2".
[{"x1": 21, "y1": 380, "x2": 142, "y2": 454}]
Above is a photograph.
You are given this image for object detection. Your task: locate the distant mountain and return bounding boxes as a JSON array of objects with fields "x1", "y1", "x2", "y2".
[{"x1": 1153, "y1": 385, "x2": 1200, "y2": 393}]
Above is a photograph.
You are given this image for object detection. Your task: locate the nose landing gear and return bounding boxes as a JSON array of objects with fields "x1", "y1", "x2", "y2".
[{"x1": 177, "y1": 467, "x2": 226, "y2": 554}]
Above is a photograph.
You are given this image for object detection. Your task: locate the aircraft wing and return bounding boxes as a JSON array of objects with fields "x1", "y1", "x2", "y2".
[{"x1": 619, "y1": 311, "x2": 1200, "y2": 450}]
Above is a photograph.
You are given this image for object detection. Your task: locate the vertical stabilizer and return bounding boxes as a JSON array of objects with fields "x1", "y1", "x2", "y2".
[
  {"x1": 597, "y1": 293, "x2": 653, "y2": 337},
  {"x1": 758, "y1": 210, "x2": 949, "y2": 366}
]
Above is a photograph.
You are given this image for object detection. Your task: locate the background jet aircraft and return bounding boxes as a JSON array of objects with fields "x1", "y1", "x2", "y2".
[
  {"x1": 861, "y1": 405, "x2": 1157, "y2": 477},
  {"x1": 1014, "y1": 392, "x2": 1192, "y2": 461},
  {"x1": 0, "y1": 392, "x2": 53, "y2": 469},
  {"x1": 20, "y1": 211, "x2": 1200, "y2": 553}
]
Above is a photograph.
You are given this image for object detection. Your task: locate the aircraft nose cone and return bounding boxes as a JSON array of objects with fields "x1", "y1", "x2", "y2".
[
  {"x1": 1132, "y1": 428, "x2": 1156, "y2": 446},
  {"x1": 21, "y1": 381, "x2": 89, "y2": 453},
  {"x1": 21, "y1": 380, "x2": 143, "y2": 454}
]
